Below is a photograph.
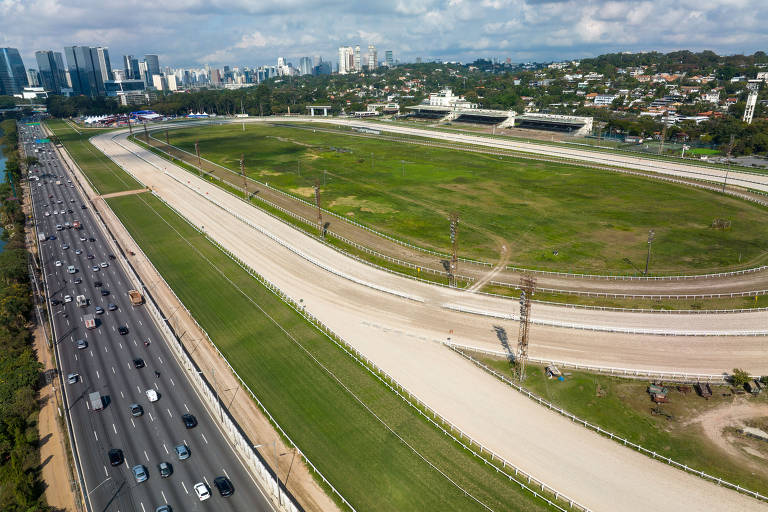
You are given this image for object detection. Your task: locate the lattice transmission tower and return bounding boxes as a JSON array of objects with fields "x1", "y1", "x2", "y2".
[{"x1": 516, "y1": 275, "x2": 536, "y2": 382}]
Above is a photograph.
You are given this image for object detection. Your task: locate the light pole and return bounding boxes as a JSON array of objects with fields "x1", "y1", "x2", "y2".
[
  {"x1": 254, "y1": 441, "x2": 281, "y2": 505},
  {"x1": 198, "y1": 369, "x2": 222, "y2": 421},
  {"x1": 644, "y1": 229, "x2": 655, "y2": 275}
]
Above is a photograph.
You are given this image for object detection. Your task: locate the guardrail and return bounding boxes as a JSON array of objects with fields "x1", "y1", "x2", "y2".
[
  {"x1": 145, "y1": 189, "x2": 593, "y2": 512},
  {"x1": 445, "y1": 344, "x2": 768, "y2": 504}
]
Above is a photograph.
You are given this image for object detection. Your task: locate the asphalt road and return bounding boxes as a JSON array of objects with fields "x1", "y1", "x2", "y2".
[{"x1": 22, "y1": 121, "x2": 273, "y2": 512}]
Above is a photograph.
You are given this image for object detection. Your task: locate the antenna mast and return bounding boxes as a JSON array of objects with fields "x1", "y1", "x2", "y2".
[{"x1": 516, "y1": 275, "x2": 536, "y2": 382}]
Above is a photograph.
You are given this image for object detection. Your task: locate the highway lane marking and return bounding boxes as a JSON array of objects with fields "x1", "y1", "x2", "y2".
[
  {"x1": 138, "y1": 320, "x2": 142, "y2": 326},
  {"x1": 112, "y1": 366, "x2": 115, "y2": 374},
  {"x1": 149, "y1": 412, "x2": 154, "y2": 422},
  {"x1": 66, "y1": 319, "x2": 69, "y2": 326},
  {"x1": 203, "y1": 476, "x2": 210, "y2": 486},
  {"x1": 181, "y1": 481, "x2": 189, "y2": 494},
  {"x1": 140, "y1": 503, "x2": 146, "y2": 512},
  {"x1": 112, "y1": 423, "x2": 117, "y2": 434},
  {"x1": 184, "y1": 403, "x2": 189, "y2": 412},
  {"x1": 105, "y1": 346, "x2": 109, "y2": 353},
  {"x1": 112, "y1": 326, "x2": 115, "y2": 332},
  {"x1": 154, "y1": 382, "x2": 159, "y2": 391},
  {"x1": 74, "y1": 354, "x2": 78, "y2": 361},
  {"x1": 96, "y1": 370, "x2": 100, "y2": 379},
  {"x1": 136, "y1": 384, "x2": 141, "y2": 393},
  {"x1": 169, "y1": 377, "x2": 175, "y2": 387},
  {"x1": 161, "y1": 490, "x2": 167, "y2": 503},
  {"x1": 158, "y1": 356, "x2": 163, "y2": 364},
  {"x1": 163, "y1": 443, "x2": 168, "y2": 454},
  {"x1": 201, "y1": 433, "x2": 208, "y2": 444},
  {"x1": 223, "y1": 468, "x2": 229, "y2": 479},
  {"x1": 144, "y1": 450, "x2": 149, "y2": 462},
  {"x1": 167, "y1": 409, "x2": 172, "y2": 418},
  {"x1": 130, "y1": 418, "x2": 135, "y2": 428},
  {"x1": 93, "y1": 430, "x2": 98, "y2": 441},
  {"x1": 133, "y1": 339, "x2": 137, "y2": 347},
  {"x1": 119, "y1": 342, "x2": 123, "y2": 350},
  {"x1": 120, "y1": 391, "x2": 124, "y2": 399},
  {"x1": 90, "y1": 350, "x2": 93, "y2": 358},
  {"x1": 103, "y1": 465, "x2": 108, "y2": 477}
]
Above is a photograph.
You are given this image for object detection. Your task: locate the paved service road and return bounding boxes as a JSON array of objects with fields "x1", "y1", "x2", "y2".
[
  {"x1": 22, "y1": 122, "x2": 273, "y2": 512},
  {"x1": 90, "y1": 127, "x2": 768, "y2": 512}
]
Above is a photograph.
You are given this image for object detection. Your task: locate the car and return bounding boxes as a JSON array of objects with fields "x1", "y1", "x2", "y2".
[
  {"x1": 95, "y1": 306, "x2": 104, "y2": 314},
  {"x1": 76, "y1": 339, "x2": 87, "y2": 349},
  {"x1": 91, "y1": 265, "x2": 99, "y2": 272},
  {"x1": 93, "y1": 280, "x2": 102, "y2": 287},
  {"x1": 130, "y1": 403, "x2": 143, "y2": 417},
  {"x1": 174, "y1": 444, "x2": 190, "y2": 460},
  {"x1": 100, "y1": 262, "x2": 108, "y2": 268},
  {"x1": 56, "y1": 199, "x2": 62, "y2": 204},
  {"x1": 193, "y1": 482, "x2": 210, "y2": 501},
  {"x1": 100, "y1": 289, "x2": 110, "y2": 296},
  {"x1": 108, "y1": 303, "x2": 117, "y2": 311},
  {"x1": 80, "y1": 204, "x2": 87, "y2": 209},
  {"x1": 108, "y1": 448, "x2": 124, "y2": 466},
  {"x1": 108, "y1": 254, "x2": 116, "y2": 260},
  {"x1": 54, "y1": 260, "x2": 62, "y2": 267},
  {"x1": 70, "y1": 198, "x2": 75, "y2": 202},
  {"x1": 182, "y1": 413, "x2": 197, "y2": 429},
  {"x1": 67, "y1": 265, "x2": 76, "y2": 274},
  {"x1": 48, "y1": 194, "x2": 53, "y2": 198},
  {"x1": 118, "y1": 326, "x2": 128, "y2": 335},
  {"x1": 67, "y1": 373, "x2": 78, "y2": 384},
  {"x1": 67, "y1": 209, "x2": 73, "y2": 214},
  {"x1": 44, "y1": 211, "x2": 50, "y2": 217},
  {"x1": 75, "y1": 249, "x2": 82, "y2": 255},
  {"x1": 133, "y1": 358, "x2": 145, "y2": 369},
  {"x1": 157, "y1": 461, "x2": 173, "y2": 478},
  {"x1": 79, "y1": 236, "x2": 86, "y2": 242},
  {"x1": 55, "y1": 225, "x2": 63, "y2": 231},
  {"x1": 86, "y1": 254, "x2": 94, "y2": 260},
  {"x1": 63, "y1": 295, "x2": 72, "y2": 303},
  {"x1": 49, "y1": 235, "x2": 56, "y2": 240},
  {"x1": 132, "y1": 464, "x2": 148, "y2": 483},
  {"x1": 214, "y1": 476, "x2": 234, "y2": 497},
  {"x1": 50, "y1": 298, "x2": 60, "y2": 305},
  {"x1": 73, "y1": 277, "x2": 82, "y2": 284},
  {"x1": 155, "y1": 506, "x2": 172, "y2": 512},
  {"x1": 61, "y1": 244, "x2": 69, "y2": 250},
  {"x1": 145, "y1": 389, "x2": 158, "y2": 402},
  {"x1": 88, "y1": 237, "x2": 95, "y2": 242}
]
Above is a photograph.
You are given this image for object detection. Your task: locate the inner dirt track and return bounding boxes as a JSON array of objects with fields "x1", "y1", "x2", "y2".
[
  {"x1": 140, "y1": 117, "x2": 768, "y2": 301},
  {"x1": 86, "y1": 126, "x2": 768, "y2": 512}
]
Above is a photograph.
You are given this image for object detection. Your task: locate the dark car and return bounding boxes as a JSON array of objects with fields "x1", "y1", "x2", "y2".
[
  {"x1": 93, "y1": 280, "x2": 102, "y2": 287},
  {"x1": 100, "y1": 289, "x2": 110, "y2": 296},
  {"x1": 108, "y1": 448, "x2": 124, "y2": 466},
  {"x1": 81, "y1": 204, "x2": 87, "y2": 209},
  {"x1": 130, "y1": 403, "x2": 143, "y2": 417},
  {"x1": 50, "y1": 298, "x2": 60, "y2": 305},
  {"x1": 158, "y1": 461, "x2": 173, "y2": 478},
  {"x1": 182, "y1": 414, "x2": 197, "y2": 429},
  {"x1": 214, "y1": 476, "x2": 234, "y2": 497},
  {"x1": 118, "y1": 326, "x2": 129, "y2": 335},
  {"x1": 48, "y1": 235, "x2": 56, "y2": 240},
  {"x1": 74, "y1": 277, "x2": 82, "y2": 284},
  {"x1": 87, "y1": 254, "x2": 95, "y2": 260},
  {"x1": 108, "y1": 254, "x2": 116, "y2": 260},
  {"x1": 133, "y1": 358, "x2": 145, "y2": 369},
  {"x1": 88, "y1": 237, "x2": 95, "y2": 242},
  {"x1": 108, "y1": 303, "x2": 117, "y2": 311}
]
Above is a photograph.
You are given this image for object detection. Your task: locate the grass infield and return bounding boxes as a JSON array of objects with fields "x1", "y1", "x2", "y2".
[
  {"x1": 164, "y1": 123, "x2": 768, "y2": 274},
  {"x1": 105, "y1": 192, "x2": 551, "y2": 512}
]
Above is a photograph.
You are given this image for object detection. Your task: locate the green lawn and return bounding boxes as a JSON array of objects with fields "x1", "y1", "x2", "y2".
[
  {"x1": 477, "y1": 355, "x2": 768, "y2": 496},
  {"x1": 105, "y1": 192, "x2": 552, "y2": 512},
  {"x1": 163, "y1": 123, "x2": 768, "y2": 274},
  {"x1": 46, "y1": 119, "x2": 142, "y2": 194}
]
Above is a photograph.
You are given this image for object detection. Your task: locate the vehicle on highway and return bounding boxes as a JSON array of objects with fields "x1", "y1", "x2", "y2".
[
  {"x1": 44, "y1": 211, "x2": 50, "y2": 216},
  {"x1": 88, "y1": 237, "x2": 95, "y2": 242},
  {"x1": 86, "y1": 254, "x2": 94, "y2": 259},
  {"x1": 49, "y1": 235, "x2": 56, "y2": 240},
  {"x1": 194, "y1": 482, "x2": 211, "y2": 501},
  {"x1": 182, "y1": 414, "x2": 197, "y2": 429},
  {"x1": 63, "y1": 295, "x2": 72, "y2": 303},
  {"x1": 55, "y1": 225, "x2": 63, "y2": 231},
  {"x1": 214, "y1": 476, "x2": 234, "y2": 497},
  {"x1": 155, "y1": 506, "x2": 172, "y2": 512},
  {"x1": 174, "y1": 444, "x2": 190, "y2": 460},
  {"x1": 67, "y1": 373, "x2": 78, "y2": 384},
  {"x1": 94, "y1": 280, "x2": 102, "y2": 287},
  {"x1": 130, "y1": 403, "x2": 143, "y2": 417},
  {"x1": 108, "y1": 303, "x2": 117, "y2": 311},
  {"x1": 101, "y1": 289, "x2": 110, "y2": 296},
  {"x1": 133, "y1": 358, "x2": 145, "y2": 369},
  {"x1": 95, "y1": 306, "x2": 104, "y2": 314},
  {"x1": 89, "y1": 391, "x2": 102, "y2": 411},
  {"x1": 50, "y1": 298, "x2": 60, "y2": 305},
  {"x1": 132, "y1": 464, "x2": 148, "y2": 483},
  {"x1": 158, "y1": 461, "x2": 173, "y2": 478},
  {"x1": 81, "y1": 204, "x2": 87, "y2": 209},
  {"x1": 75, "y1": 249, "x2": 82, "y2": 255},
  {"x1": 80, "y1": 236, "x2": 86, "y2": 242},
  {"x1": 100, "y1": 262, "x2": 109, "y2": 268},
  {"x1": 108, "y1": 448, "x2": 123, "y2": 466},
  {"x1": 54, "y1": 260, "x2": 62, "y2": 266},
  {"x1": 76, "y1": 295, "x2": 87, "y2": 307},
  {"x1": 84, "y1": 314, "x2": 97, "y2": 330},
  {"x1": 129, "y1": 289, "x2": 144, "y2": 306},
  {"x1": 91, "y1": 265, "x2": 99, "y2": 272},
  {"x1": 62, "y1": 243, "x2": 69, "y2": 250},
  {"x1": 76, "y1": 339, "x2": 87, "y2": 349},
  {"x1": 146, "y1": 389, "x2": 158, "y2": 402},
  {"x1": 118, "y1": 326, "x2": 129, "y2": 335},
  {"x1": 67, "y1": 265, "x2": 76, "y2": 274},
  {"x1": 108, "y1": 254, "x2": 116, "y2": 260},
  {"x1": 74, "y1": 277, "x2": 82, "y2": 284}
]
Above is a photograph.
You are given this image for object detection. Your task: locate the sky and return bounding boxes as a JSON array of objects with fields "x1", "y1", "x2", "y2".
[{"x1": 1, "y1": 0, "x2": 767, "y2": 69}]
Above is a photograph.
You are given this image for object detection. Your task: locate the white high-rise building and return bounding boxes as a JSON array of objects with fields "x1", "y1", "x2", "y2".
[
  {"x1": 367, "y1": 44, "x2": 377, "y2": 70},
  {"x1": 338, "y1": 46, "x2": 354, "y2": 74},
  {"x1": 354, "y1": 45, "x2": 361, "y2": 72}
]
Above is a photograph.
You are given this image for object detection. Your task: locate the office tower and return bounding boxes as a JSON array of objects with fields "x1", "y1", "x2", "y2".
[
  {"x1": 385, "y1": 50, "x2": 394, "y2": 67},
  {"x1": 36, "y1": 50, "x2": 67, "y2": 93},
  {"x1": 0, "y1": 47, "x2": 29, "y2": 95},
  {"x1": 144, "y1": 54, "x2": 160, "y2": 77},
  {"x1": 138, "y1": 60, "x2": 149, "y2": 85},
  {"x1": 354, "y1": 45, "x2": 361, "y2": 72},
  {"x1": 95, "y1": 47, "x2": 113, "y2": 84},
  {"x1": 26, "y1": 69, "x2": 40, "y2": 87},
  {"x1": 367, "y1": 44, "x2": 377, "y2": 70},
  {"x1": 64, "y1": 46, "x2": 104, "y2": 95},
  {"x1": 123, "y1": 55, "x2": 140, "y2": 79},
  {"x1": 299, "y1": 56, "x2": 313, "y2": 75}
]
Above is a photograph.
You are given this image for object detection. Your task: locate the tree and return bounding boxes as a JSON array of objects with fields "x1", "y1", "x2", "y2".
[{"x1": 731, "y1": 368, "x2": 751, "y2": 387}]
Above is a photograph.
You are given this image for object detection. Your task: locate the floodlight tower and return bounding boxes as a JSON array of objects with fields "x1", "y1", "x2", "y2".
[
  {"x1": 240, "y1": 154, "x2": 247, "y2": 191},
  {"x1": 165, "y1": 129, "x2": 170, "y2": 145},
  {"x1": 743, "y1": 82, "x2": 760, "y2": 125},
  {"x1": 195, "y1": 141, "x2": 202, "y2": 175},
  {"x1": 314, "y1": 179, "x2": 324, "y2": 238},
  {"x1": 127, "y1": 116, "x2": 133, "y2": 135},
  {"x1": 449, "y1": 213, "x2": 459, "y2": 287},
  {"x1": 516, "y1": 275, "x2": 536, "y2": 382},
  {"x1": 143, "y1": 123, "x2": 148, "y2": 141}
]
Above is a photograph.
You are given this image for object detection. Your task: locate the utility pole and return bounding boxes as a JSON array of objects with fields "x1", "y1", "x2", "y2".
[
  {"x1": 371, "y1": 152, "x2": 374, "y2": 170},
  {"x1": 449, "y1": 213, "x2": 459, "y2": 287},
  {"x1": 516, "y1": 275, "x2": 536, "y2": 382},
  {"x1": 127, "y1": 116, "x2": 133, "y2": 135},
  {"x1": 401, "y1": 160, "x2": 405, "y2": 177},
  {"x1": 240, "y1": 153, "x2": 247, "y2": 191},
  {"x1": 644, "y1": 229, "x2": 655, "y2": 275},
  {"x1": 165, "y1": 129, "x2": 169, "y2": 146},
  {"x1": 143, "y1": 122, "x2": 148, "y2": 142},
  {"x1": 314, "y1": 180, "x2": 324, "y2": 238},
  {"x1": 723, "y1": 134, "x2": 735, "y2": 193},
  {"x1": 658, "y1": 123, "x2": 667, "y2": 155},
  {"x1": 195, "y1": 141, "x2": 202, "y2": 176}
]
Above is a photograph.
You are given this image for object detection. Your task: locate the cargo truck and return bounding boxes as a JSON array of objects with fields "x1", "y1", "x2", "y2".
[
  {"x1": 76, "y1": 295, "x2": 87, "y2": 307},
  {"x1": 83, "y1": 313, "x2": 96, "y2": 330},
  {"x1": 128, "y1": 289, "x2": 144, "y2": 306},
  {"x1": 89, "y1": 391, "x2": 103, "y2": 411}
]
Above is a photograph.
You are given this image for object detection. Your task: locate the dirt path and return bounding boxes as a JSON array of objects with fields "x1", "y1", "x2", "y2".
[
  {"x1": 53, "y1": 136, "x2": 338, "y2": 512},
  {"x1": 100, "y1": 188, "x2": 149, "y2": 198}
]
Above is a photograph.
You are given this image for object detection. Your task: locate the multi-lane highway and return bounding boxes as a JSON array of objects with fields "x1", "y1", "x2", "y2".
[{"x1": 22, "y1": 121, "x2": 273, "y2": 512}]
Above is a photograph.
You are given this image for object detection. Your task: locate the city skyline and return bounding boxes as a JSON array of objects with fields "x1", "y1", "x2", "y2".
[{"x1": 2, "y1": 0, "x2": 768, "y2": 69}]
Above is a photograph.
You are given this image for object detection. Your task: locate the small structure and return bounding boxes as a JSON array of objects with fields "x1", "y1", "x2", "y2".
[
  {"x1": 745, "y1": 380, "x2": 763, "y2": 395},
  {"x1": 306, "y1": 105, "x2": 331, "y2": 116}
]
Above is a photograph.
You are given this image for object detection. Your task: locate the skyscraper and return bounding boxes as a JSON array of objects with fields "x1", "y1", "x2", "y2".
[
  {"x1": 367, "y1": 44, "x2": 377, "y2": 70},
  {"x1": 144, "y1": 54, "x2": 160, "y2": 77},
  {"x1": 338, "y1": 46, "x2": 353, "y2": 74},
  {"x1": 123, "y1": 55, "x2": 140, "y2": 80},
  {"x1": 64, "y1": 46, "x2": 105, "y2": 96},
  {"x1": 95, "y1": 47, "x2": 114, "y2": 84},
  {"x1": 354, "y1": 45, "x2": 361, "y2": 72},
  {"x1": 298, "y1": 56, "x2": 313, "y2": 75},
  {"x1": 36, "y1": 50, "x2": 68, "y2": 94},
  {"x1": 26, "y1": 69, "x2": 40, "y2": 87},
  {"x1": 385, "y1": 50, "x2": 394, "y2": 67},
  {"x1": 0, "y1": 47, "x2": 29, "y2": 96}
]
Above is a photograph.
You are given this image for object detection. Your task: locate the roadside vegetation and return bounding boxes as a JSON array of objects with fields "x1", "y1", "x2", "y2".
[
  {"x1": 105, "y1": 191, "x2": 553, "y2": 511},
  {"x1": 45, "y1": 120, "x2": 142, "y2": 195},
  {"x1": 162, "y1": 122, "x2": 768, "y2": 274},
  {"x1": 0, "y1": 119, "x2": 49, "y2": 511},
  {"x1": 474, "y1": 353, "x2": 768, "y2": 497}
]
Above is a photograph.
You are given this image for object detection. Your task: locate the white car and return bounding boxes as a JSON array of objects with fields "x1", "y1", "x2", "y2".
[
  {"x1": 91, "y1": 265, "x2": 99, "y2": 272},
  {"x1": 54, "y1": 260, "x2": 62, "y2": 267},
  {"x1": 194, "y1": 482, "x2": 211, "y2": 501},
  {"x1": 67, "y1": 265, "x2": 76, "y2": 274},
  {"x1": 145, "y1": 389, "x2": 158, "y2": 402},
  {"x1": 63, "y1": 295, "x2": 72, "y2": 303},
  {"x1": 100, "y1": 262, "x2": 109, "y2": 268},
  {"x1": 44, "y1": 211, "x2": 50, "y2": 216}
]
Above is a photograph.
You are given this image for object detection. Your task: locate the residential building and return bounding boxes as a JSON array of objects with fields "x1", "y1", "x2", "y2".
[
  {"x1": 367, "y1": 44, "x2": 377, "y2": 70},
  {"x1": 354, "y1": 45, "x2": 361, "y2": 72},
  {"x1": 152, "y1": 74, "x2": 167, "y2": 91},
  {"x1": 0, "y1": 47, "x2": 28, "y2": 96},
  {"x1": 593, "y1": 94, "x2": 619, "y2": 106},
  {"x1": 385, "y1": 50, "x2": 394, "y2": 67},
  {"x1": 338, "y1": 46, "x2": 354, "y2": 74}
]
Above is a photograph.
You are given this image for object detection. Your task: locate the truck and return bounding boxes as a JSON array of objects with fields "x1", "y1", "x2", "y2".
[
  {"x1": 83, "y1": 313, "x2": 97, "y2": 330},
  {"x1": 72, "y1": 220, "x2": 81, "y2": 230},
  {"x1": 38, "y1": 232, "x2": 46, "y2": 242},
  {"x1": 89, "y1": 391, "x2": 103, "y2": 411},
  {"x1": 128, "y1": 289, "x2": 144, "y2": 306},
  {"x1": 76, "y1": 295, "x2": 87, "y2": 307}
]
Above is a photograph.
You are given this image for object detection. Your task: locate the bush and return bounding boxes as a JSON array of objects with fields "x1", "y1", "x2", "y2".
[{"x1": 731, "y1": 368, "x2": 752, "y2": 387}]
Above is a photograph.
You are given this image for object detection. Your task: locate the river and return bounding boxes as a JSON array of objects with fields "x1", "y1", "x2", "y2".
[{"x1": 0, "y1": 139, "x2": 7, "y2": 253}]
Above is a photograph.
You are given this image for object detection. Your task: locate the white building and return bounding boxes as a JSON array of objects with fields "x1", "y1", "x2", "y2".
[
  {"x1": 152, "y1": 74, "x2": 167, "y2": 92},
  {"x1": 338, "y1": 46, "x2": 354, "y2": 74},
  {"x1": 593, "y1": 94, "x2": 619, "y2": 106},
  {"x1": 427, "y1": 88, "x2": 477, "y2": 108},
  {"x1": 367, "y1": 44, "x2": 377, "y2": 70},
  {"x1": 166, "y1": 74, "x2": 178, "y2": 91}
]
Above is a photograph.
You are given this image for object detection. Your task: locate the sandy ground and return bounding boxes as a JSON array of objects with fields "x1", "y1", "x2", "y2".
[
  {"x1": 53, "y1": 131, "x2": 339, "y2": 512},
  {"x1": 88, "y1": 129, "x2": 768, "y2": 511},
  {"x1": 100, "y1": 188, "x2": 149, "y2": 198}
]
